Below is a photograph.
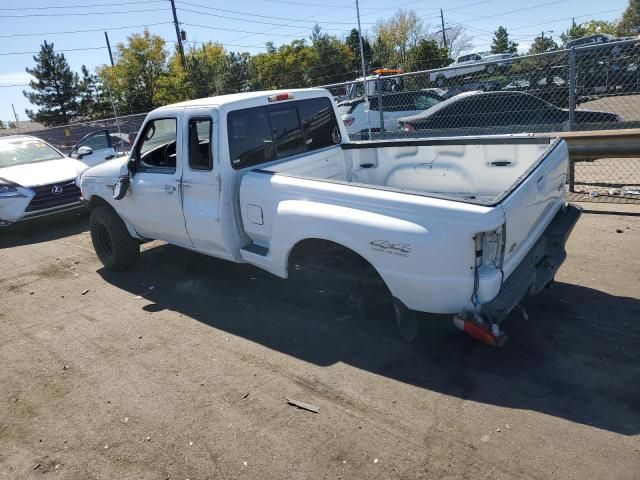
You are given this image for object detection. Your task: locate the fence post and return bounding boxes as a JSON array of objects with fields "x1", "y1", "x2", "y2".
[
  {"x1": 568, "y1": 47, "x2": 576, "y2": 131},
  {"x1": 377, "y1": 77, "x2": 385, "y2": 139}
]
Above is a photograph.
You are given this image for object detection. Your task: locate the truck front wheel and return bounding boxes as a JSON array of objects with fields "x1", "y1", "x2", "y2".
[{"x1": 90, "y1": 206, "x2": 139, "y2": 270}]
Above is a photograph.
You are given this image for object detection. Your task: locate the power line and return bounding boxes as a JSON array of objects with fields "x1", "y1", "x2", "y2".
[
  {"x1": 183, "y1": 22, "x2": 309, "y2": 37},
  {"x1": 449, "y1": 0, "x2": 569, "y2": 24},
  {"x1": 0, "y1": 7, "x2": 164, "y2": 18},
  {"x1": 0, "y1": 0, "x2": 167, "y2": 10},
  {"x1": 177, "y1": 7, "x2": 355, "y2": 31},
  {"x1": 0, "y1": 46, "x2": 106, "y2": 56},
  {"x1": 0, "y1": 22, "x2": 174, "y2": 38},
  {"x1": 176, "y1": 2, "x2": 376, "y2": 25}
]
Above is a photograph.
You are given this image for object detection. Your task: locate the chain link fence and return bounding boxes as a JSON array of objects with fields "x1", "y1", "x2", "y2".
[
  {"x1": 3, "y1": 39, "x2": 640, "y2": 203},
  {"x1": 0, "y1": 112, "x2": 147, "y2": 155},
  {"x1": 324, "y1": 39, "x2": 640, "y2": 203}
]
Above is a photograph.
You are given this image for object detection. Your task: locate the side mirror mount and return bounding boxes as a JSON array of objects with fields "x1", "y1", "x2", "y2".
[
  {"x1": 112, "y1": 175, "x2": 130, "y2": 200},
  {"x1": 76, "y1": 146, "x2": 93, "y2": 159}
]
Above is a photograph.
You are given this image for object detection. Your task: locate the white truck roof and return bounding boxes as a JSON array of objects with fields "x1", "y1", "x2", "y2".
[{"x1": 154, "y1": 88, "x2": 331, "y2": 113}]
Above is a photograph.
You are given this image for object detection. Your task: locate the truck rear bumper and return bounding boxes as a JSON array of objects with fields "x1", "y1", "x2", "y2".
[{"x1": 482, "y1": 203, "x2": 582, "y2": 322}]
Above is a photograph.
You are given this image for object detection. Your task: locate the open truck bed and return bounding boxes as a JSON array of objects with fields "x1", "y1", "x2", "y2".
[{"x1": 261, "y1": 137, "x2": 560, "y2": 206}]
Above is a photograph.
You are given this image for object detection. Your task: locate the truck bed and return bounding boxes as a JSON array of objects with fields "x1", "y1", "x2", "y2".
[{"x1": 261, "y1": 137, "x2": 559, "y2": 206}]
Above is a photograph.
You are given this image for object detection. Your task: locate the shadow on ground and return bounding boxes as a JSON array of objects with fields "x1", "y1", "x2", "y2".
[
  {"x1": 0, "y1": 210, "x2": 88, "y2": 249},
  {"x1": 94, "y1": 243, "x2": 640, "y2": 436}
]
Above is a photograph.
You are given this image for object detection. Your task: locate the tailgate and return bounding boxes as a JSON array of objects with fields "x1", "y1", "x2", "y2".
[{"x1": 499, "y1": 138, "x2": 568, "y2": 279}]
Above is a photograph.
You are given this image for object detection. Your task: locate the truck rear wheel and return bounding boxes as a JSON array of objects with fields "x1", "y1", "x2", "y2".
[
  {"x1": 288, "y1": 241, "x2": 393, "y2": 322},
  {"x1": 90, "y1": 206, "x2": 139, "y2": 270}
]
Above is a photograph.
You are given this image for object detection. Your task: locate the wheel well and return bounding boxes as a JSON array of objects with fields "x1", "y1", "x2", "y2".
[
  {"x1": 287, "y1": 238, "x2": 388, "y2": 289},
  {"x1": 87, "y1": 195, "x2": 113, "y2": 212}
]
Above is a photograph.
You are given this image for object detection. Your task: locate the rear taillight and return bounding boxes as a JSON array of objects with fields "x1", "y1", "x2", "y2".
[
  {"x1": 401, "y1": 123, "x2": 415, "y2": 132},
  {"x1": 343, "y1": 116, "x2": 355, "y2": 126},
  {"x1": 268, "y1": 93, "x2": 294, "y2": 102}
]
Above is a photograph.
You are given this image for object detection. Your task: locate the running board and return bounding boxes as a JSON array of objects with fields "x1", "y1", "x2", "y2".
[{"x1": 241, "y1": 243, "x2": 269, "y2": 256}]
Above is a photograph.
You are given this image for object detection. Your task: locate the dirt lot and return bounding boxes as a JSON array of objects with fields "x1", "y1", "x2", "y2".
[{"x1": 1, "y1": 208, "x2": 639, "y2": 480}]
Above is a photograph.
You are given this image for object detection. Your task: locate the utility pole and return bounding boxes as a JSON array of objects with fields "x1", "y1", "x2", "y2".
[
  {"x1": 104, "y1": 32, "x2": 114, "y2": 67},
  {"x1": 355, "y1": 0, "x2": 371, "y2": 138},
  {"x1": 11, "y1": 104, "x2": 21, "y2": 133},
  {"x1": 440, "y1": 9, "x2": 448, "y2": 49},
  {"x1": 170, "y1": 0, "x2": 186, "y2": 68}
]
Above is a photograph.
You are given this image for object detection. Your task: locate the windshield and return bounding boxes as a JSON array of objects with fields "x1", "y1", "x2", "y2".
[{"x1": 0, "y1": 138, "x2": 64, "y2": 168}]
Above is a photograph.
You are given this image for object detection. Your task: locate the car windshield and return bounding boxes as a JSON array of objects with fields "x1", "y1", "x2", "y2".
[{"x1": 0, "y1": 138, "x2": 63, "y2": 168}]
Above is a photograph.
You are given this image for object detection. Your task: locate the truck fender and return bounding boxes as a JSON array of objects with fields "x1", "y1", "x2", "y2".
[
  {"x1": 266, "y1": 200, "x2": 428, "y2": 300},
  {"x1": 86, "y1": 194, "x2": 142, "y2": 240}
]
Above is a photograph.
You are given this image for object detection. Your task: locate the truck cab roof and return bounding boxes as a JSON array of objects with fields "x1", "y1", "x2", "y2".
[{"x1": 153, "y1": 88, "x2": 333, "y2": 113}]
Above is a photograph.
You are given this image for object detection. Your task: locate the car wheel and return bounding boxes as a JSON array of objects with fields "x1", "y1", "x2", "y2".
[
  {"x1": 435, "y1": 76, "x2": 446, "y2": 87},
  {"x1": 487, "y1": 65, "x2": 496, "y2": 75},
  {"x1": 90, "y1": 206, "x2": 140, "y2": 270}
]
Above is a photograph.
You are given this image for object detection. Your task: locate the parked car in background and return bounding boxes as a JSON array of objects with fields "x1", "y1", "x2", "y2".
[
  {"x1": 429, "y1": 52, "x2": 516, "y2": 87},
  {"x1": 69, "y1": 129, "x2": 130, "y2": 166},
  {"x1": 566, "y1": 33, "x2": 633, "y2": 49},
  {"x1": 339, "y1": 90, "x2": 445, "y2": 138},
  {"x1": 397, "y1": 90, "x2": 622, "y2": 134},
  {"x1": 503, "y1": 75, "x2": 570, "y2": 107},
  {"x1": 0, "y1": 135, "x2": 88, "y2": 226}
]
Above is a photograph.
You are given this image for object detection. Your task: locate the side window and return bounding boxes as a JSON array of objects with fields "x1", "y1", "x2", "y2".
[
  {"x1": 267, "y1": 106, "x2": 305, "y2": 159},
  {"x1": 297, "y1": 97, "x2": 341, "y2": 150},
  {"x1": 228, "y1": 98, "x2": 341, "y2": 170},
  {"x1": 228, "y1": 107, "x2": 275, "y2": 169},
  {"x1": 80, "y1": 132, "x2": 110, "y2": 151},
  {"x1": 188, "y1": 118, "x2": 212, "y2": 170},
  {"x1": 136, "y1": 118, "x2": 177, "y2": 172}
]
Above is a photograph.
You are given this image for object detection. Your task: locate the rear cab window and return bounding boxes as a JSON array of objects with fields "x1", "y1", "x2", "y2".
[{"x1": 227, "y1": 96, "x2": 341, "y2": 170}]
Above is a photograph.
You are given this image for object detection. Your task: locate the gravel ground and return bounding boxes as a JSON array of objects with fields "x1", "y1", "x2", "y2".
[{"x1": 1, "y1": 208, "x2": 639, "y2": 480}]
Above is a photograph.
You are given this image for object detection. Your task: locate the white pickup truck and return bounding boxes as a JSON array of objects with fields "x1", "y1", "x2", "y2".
[{"x1": 79, "y1": 88, "x2": 581, "y2": 345}]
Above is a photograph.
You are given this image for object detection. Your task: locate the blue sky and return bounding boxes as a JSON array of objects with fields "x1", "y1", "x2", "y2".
[{"x1": 0, "y1": 0, "x2": 630, "y2": 122}]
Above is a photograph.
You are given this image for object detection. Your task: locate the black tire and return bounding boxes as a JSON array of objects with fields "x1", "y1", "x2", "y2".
[
  {"x1": 435, "y1": 75, "x2": 446, "y2": 87},
  {"x1": 90, "y1": 206, "x2": 139, "y2": 270}
]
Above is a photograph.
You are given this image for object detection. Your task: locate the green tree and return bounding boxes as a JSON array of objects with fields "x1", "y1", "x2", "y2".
[
  {"x1": 78, "y1": 65, "x2": 112, "y2": 119},
  {"x1": 373, "y1": 9, "x2": 426, "y2": 67},
  {"x1": 562, "y1": 20, "x2": 618, "y2": 45},
  {"x1": 0, "y1": 120, "x2": 6, "y2": 129},
  {"x1": 252, "y1": 39, "x2": 315, "y2": 89},
  {"x1": 528, "y1": 34, "x2": 559, "y2": 54},
  {"x1": 618, "y1": 0, "x2": 640, "y2": 35},
  {"x1": 8, "y1": 121, "x2": 17, "y2": 129},
  {"x1": 308, "y1": 25, "x2": 354, "y2": 84},
  {"x1": 345, "y1": 28, "x2": 372, "y2": 71},
  {"x1": 23, "y1": 41, "x2": 81, "y2": 126},
  {"x1": 491, "y1": 26, "x2": 518, "y2": 54},
  {"x1": 405, "y1": 38, "x2": 450, "y2": 71},
  {"x1": 225, "y1": 51, "x2": 253, "y2": 93},
  {"x1": 98, "y1": 30, "x2": 168, "y2": 112}
]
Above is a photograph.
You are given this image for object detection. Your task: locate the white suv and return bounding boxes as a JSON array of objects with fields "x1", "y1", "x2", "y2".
[{"x1": 340, "y1": 90, "x2": 445, "y2": 138}]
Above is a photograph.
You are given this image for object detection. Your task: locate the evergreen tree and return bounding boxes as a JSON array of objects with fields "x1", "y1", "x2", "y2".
[
  {"x1": 78, "y1": 65, "x2": 112, "y2": 120},
  {"x1": 23, "y1": 41, "x2": 81, "y2": 126},
  {"x1": 491, "y1": 26, "x2": 518, "y2": 54},
  {"x1": 618, "y1": 0, "x2": 640, "y2": 35},
  {"x1": 0, "y1": 120, "x2": 6, "y2": 129},
  {"x1": 345, "y1": 28, "x2": 372, "y2": 71},
  {"x1": 405, "y1": 39, "x2": 450, "y2": 71},
  {"x1": 528, "y1": 34, "x2": 559, "y2": 54}
]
